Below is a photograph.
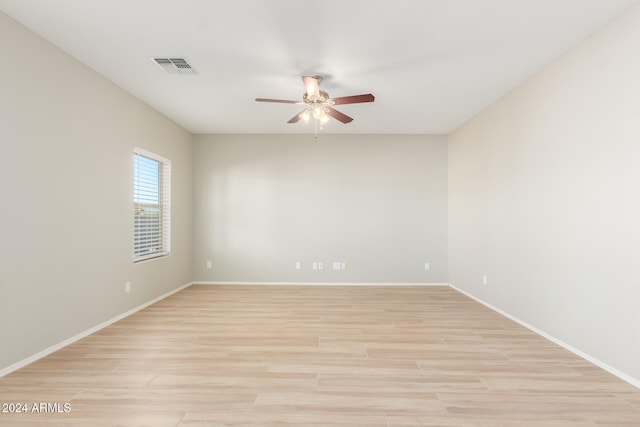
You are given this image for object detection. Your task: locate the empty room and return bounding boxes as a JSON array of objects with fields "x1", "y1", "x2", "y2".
[{"x1": 1, "y1": 0, "x2": 640, "y2": 425}]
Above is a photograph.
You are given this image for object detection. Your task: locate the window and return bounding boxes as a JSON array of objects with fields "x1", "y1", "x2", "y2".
[{"x1": 133, "y1": 148, "x2": 171, "y2": 262}]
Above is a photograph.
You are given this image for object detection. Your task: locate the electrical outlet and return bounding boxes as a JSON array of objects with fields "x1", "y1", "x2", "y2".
[
  {"x1": 333, "y1": 262, "x2": 341, "y2": 270},
  {"x1": 424, "y1": 262, "x2": 431, "y2": 271},
  {"x1": 125, "y1": 281, "x2": 131, "y2": 293},
  {"x1": 295, "y1": 262, "x2": 301, "y2": 270},
  {"x1": 206, "y1": 261, "x2": 212, "y2": 269},
  {"x1": 482, "y1": 275, "x2": 488, "y2": 285}
]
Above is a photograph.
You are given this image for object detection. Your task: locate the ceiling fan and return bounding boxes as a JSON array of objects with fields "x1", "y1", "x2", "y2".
[{"x1": 255, "y1": 75, "x2": 375, "y2": 125}]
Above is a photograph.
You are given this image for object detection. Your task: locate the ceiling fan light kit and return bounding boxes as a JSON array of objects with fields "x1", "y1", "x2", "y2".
[{"x1": 255, "y1": 75, "x2": 374, "y2": 136}]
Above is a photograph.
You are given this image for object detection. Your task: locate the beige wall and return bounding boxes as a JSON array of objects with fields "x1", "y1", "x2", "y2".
[
  {"x1": 448, "y1": 4, "x2": 640, "y2": 383},
  {"x1": 192, "y1": 134, "x2": 448, "y2": 283},
  {"x1": 0, "y1": 12, "x2": 192, "y2": 370}
]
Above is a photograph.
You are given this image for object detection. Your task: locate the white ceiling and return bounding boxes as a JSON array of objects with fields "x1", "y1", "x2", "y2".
[{"x1": 1, "y1": 0, "x2": 637, "y2": 134}]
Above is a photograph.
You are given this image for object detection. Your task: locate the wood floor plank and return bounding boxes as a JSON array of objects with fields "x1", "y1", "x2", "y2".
[
  {"x1": 178, "y1": 411, "x2": 388, "y2": 426},
  {"x1": 318, "y1": 373, "x2": 487, "y2": 394},
  {"x1": 0, "y1": 410, "x2": 186, "y2": 427},
  {"x1": 386, "y1": 415, "x2": 597, "y2": 427},
  {"x1": 1, "y1": 284, "x2": 639, "y2": 426},
  {"x1": 253, "y1": 391, "x2": 448, "y2": 415}
]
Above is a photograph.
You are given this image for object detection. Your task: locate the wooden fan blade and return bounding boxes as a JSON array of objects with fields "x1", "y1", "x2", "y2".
[
  {"x1": 330, "y1": 94, "x2": 375, "y2": 105},
  {"x1": 326, "y1": 106, "x2": 353, "y2": 124},
  {"x1": 302, "y1": 76, "x2": 320, "y2": 98},
  {"x1": 255, "y1": 98, "x2": 303, "y2": 104},
  {"x1": 287, "y1": 109, "x2": 308, "y2": 124}
]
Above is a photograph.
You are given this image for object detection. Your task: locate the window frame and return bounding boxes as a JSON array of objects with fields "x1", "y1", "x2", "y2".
[{"x1": 133, "y1": 147, "x2": 171, "y2": 263}]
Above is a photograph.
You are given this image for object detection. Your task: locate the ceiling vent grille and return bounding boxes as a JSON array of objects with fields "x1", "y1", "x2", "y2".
[{"x1": 152, "y1": 57, "x2": 196, "y2": 75}]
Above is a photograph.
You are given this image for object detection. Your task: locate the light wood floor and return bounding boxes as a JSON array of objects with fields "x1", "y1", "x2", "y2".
[{"x1": 1, "y1": 285, "x2": 639, "y2": 426}]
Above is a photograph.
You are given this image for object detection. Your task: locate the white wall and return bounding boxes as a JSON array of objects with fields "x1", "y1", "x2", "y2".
[
  {"x1": 192, "y1": 134, "x2": 448, "y2": 283},
  {"x1": 449, "y1": 4, "x2": 640, "y2": 383},
  {"x1": 0, "y1": 12, "x2": 192, "y2": 371}
]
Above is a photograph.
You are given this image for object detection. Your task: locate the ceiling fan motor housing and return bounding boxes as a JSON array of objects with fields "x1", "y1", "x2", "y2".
[{"x1": 303, "y1": 90, "x2": 330, "y2": 104}]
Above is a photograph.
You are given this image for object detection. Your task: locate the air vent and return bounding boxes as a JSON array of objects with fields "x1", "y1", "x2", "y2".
[{"x1": 151, "y1": 57, "x2": 196, "y2": 75}]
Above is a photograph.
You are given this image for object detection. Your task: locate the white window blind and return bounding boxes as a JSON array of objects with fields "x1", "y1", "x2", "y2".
[{"x1": 133, "y1": 148, "x2": 171, "y2": 262}]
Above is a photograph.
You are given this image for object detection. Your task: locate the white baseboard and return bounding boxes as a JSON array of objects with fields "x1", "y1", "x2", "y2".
[
  {"x1": 449, "y1": 284, "x2": 640, "y2": 390},
  {"x1": 0, "y1": 282, "x2": 193, "y2": 378},
  {"x1": 194, "y1": 281, "x2": 450, "y2": 286}
]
